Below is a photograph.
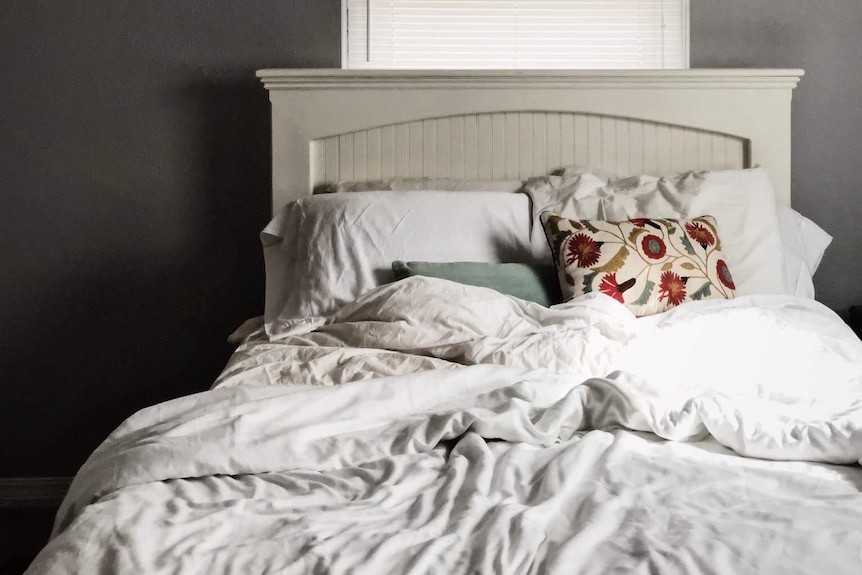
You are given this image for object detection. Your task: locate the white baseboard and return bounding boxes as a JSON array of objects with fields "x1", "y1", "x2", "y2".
[{"x1": 0, "y1": 477, "x2": 73, "y2": 508}]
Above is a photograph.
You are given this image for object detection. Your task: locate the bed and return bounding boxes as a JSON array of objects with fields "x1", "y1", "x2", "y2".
[{"x1": 26, "y1": 69, "x2": 862, "y2": 575}]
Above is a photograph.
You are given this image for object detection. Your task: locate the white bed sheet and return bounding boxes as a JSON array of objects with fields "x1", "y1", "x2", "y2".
[{"x1": 28, "y1": 278, "x2": 862, "y2": 574}]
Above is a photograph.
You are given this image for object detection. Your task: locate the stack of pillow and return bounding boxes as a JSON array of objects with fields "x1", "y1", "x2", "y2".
[
  {"x1": 261, "y1": 168, "x2": 831, "y2": 337},
  {"x1": 261, "y1": 189, "x2": 536, "y2": 335}
]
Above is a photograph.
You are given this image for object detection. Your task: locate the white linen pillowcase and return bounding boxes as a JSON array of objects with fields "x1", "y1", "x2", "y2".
[
  {"x1": 262, "y1": 191, "x2": 534, "y2": 337},
  {"x1": 524, "y1": 167, "x2": 787, "y2": 296},
  {"x1": 777, "y1": 205, "x2": 832, "y2": 298}
]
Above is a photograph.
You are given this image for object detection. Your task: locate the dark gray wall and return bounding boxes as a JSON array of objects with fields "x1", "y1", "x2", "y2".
[
  {"x1": 691, "y1": 0, "x2": 862, "y2": 318},
  {"x1": 0, "y1": 1, "x2": 341, "y2": 476},
  {"x1": 2, "y1": 1, "x2": 859, "y2": 477}
]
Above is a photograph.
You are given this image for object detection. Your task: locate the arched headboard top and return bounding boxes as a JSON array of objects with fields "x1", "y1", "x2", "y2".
[{"x1": 258, "y1": 69, "x2": 803, "y2": 212}]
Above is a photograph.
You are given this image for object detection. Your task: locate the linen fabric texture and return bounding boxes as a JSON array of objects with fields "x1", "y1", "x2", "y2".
[
  {"x1": 777, "y1": 205, "x2": 832, "y2": 298},
  {"x1": 32, "y1": 277, "x2": 862, "y2": 575},
  {"x1": 262, "y1": 191, "x2": 534, "y2": 337}
]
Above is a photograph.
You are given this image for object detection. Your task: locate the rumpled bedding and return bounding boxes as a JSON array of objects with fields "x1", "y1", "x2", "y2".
[{"x1": 27, "y1": 278, "x2": 862, "y2": 574}]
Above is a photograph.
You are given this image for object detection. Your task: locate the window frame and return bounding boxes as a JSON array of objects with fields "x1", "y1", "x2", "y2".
[{"x1": 341, "y1": 0, "x2": 690, "y2": 70}]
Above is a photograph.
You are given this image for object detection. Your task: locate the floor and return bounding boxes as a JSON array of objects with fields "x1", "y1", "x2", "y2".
[{"x1": 0, "y1": 508, "x2": 56, "y2": 575}]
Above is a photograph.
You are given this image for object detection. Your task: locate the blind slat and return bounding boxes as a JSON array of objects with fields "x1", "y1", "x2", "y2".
[{"x1": 345, "y1": 0, "x2": 688, "y2": 69}]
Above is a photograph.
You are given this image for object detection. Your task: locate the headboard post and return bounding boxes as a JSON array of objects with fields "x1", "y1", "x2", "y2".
[{"x1": 258, "y1": 69, "x2": 803, "y2": 214}]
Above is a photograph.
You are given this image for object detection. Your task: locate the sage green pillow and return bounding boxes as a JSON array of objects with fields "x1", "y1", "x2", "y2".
[{"x1": 391, "y1": 261, "x2": 563, "y2": 307}]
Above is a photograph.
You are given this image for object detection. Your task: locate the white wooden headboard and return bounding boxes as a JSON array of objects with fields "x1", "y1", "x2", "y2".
[{"x1": 257, "y1": 69, "x2": 803, "y2": 213}]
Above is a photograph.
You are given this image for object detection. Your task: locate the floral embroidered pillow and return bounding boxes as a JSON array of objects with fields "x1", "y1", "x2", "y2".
[{"x1": 541, "y1": 213, "x2": 736, "y2": 316}]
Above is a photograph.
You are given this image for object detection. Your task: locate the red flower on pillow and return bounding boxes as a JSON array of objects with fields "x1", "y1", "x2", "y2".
[
  {"x1": 566, "y1": 233, "x2": 602, "y2": 268},
  {"x1": 659, "y1": 271, "x2": 687, "y2": 306},
  {"x1": 716, "y1": 259, "x2": 736, "y2": 290},
  {"x1": 599, "y1": 273, "x2": 625, "y2": 303},
  {"x1": 630, "y1": 218, "x2": 651, "y2": 228},
  {"x1": 641, "y1": 235, "x2": 667, "y2": 260},
  {"x1": 685, "y1": 222, "x2": 715, "y2": 249}
]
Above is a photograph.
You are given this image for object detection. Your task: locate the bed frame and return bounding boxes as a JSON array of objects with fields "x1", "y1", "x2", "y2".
[{"x1": 257, "y1": 69, "x2": 803, "y2": 213}]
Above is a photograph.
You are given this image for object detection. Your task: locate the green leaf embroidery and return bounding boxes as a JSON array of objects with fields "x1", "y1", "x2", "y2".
[
  {"x1": 593, "y1": 246, "x2": 629, "y2": 273},
  {"x1": 582, "y1": 272, "x2": 598, "y2": 293},
  {"x1": 552, "y1": 231, "x2": 572, "y2": 262},
  {"x1": 656, "y1": 218, "x2": 676, "y2": 235},
  {"x1": 690, "y1": 283, "x2": 713, "y2": 301},
  {"x1": 628, "y1": 227, "x2": 647, "y2": 245},
  {"x1": 680, "y1": 233, "x2": 696, "y2": 255},
  {"x1": 546, "y1": 215, "x2": 563, "y2": 234},
  {"x1": 583, "y1": 220, "x2": 600, "y2": 234},
  {"x1": 634, "y1": 281, "x2": 656, "y2": 305},
  {"x1": 680, "y1": 262, "x2": 696, "y2": 270}
]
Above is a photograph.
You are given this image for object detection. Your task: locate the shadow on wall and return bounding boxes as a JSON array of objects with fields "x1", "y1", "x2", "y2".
[{"x1": 0, "y1": 75, "x2": 273, "y2": 476}]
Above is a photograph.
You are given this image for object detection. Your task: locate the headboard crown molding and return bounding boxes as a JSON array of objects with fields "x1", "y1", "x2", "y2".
[{"x1": 257, "y1": 69, "x2": 804, "y2": 91}]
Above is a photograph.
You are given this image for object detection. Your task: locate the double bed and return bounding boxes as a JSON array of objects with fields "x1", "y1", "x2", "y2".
[{"x1": 26, "y1": 69, "x2": 862, "y2": 574}]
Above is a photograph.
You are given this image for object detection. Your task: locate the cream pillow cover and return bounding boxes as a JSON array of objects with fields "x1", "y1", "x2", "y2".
[{"x1": 542, "y1": 213, "x2": 736, "y2": 316}]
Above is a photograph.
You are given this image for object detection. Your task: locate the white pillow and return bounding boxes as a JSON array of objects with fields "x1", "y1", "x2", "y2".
[
  {"x1": 262, "y1": 191, "x2": 534, "y2": 336},
  {"x1": 524, "y1": 168, "x2": 787, "y2": 296},
  {"x1": 777, "y1": 205, "x2": 833, "y2": 298}
]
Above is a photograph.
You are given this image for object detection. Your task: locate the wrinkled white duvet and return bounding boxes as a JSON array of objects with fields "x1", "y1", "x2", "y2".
[{"x1": 28, "y1": 278, "x2": 862, "y2": 574}]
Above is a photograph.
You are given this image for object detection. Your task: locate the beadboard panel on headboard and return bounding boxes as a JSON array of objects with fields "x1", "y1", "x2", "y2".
[
  {"x1": 311, "y1": 112, "x2": 747, "y2": 186},
  {"x1": 258, "y1": 70, "x2": 803, "y2": 212}
]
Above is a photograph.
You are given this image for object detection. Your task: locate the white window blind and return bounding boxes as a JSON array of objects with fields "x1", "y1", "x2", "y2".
[{"x1": 344, "y1": 0, "x2": 689, "y2": 69}]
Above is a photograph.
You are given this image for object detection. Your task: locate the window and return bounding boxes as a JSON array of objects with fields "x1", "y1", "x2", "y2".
[{"x1": 343, "y1": 0, "x2": 689, "y2": 70}]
